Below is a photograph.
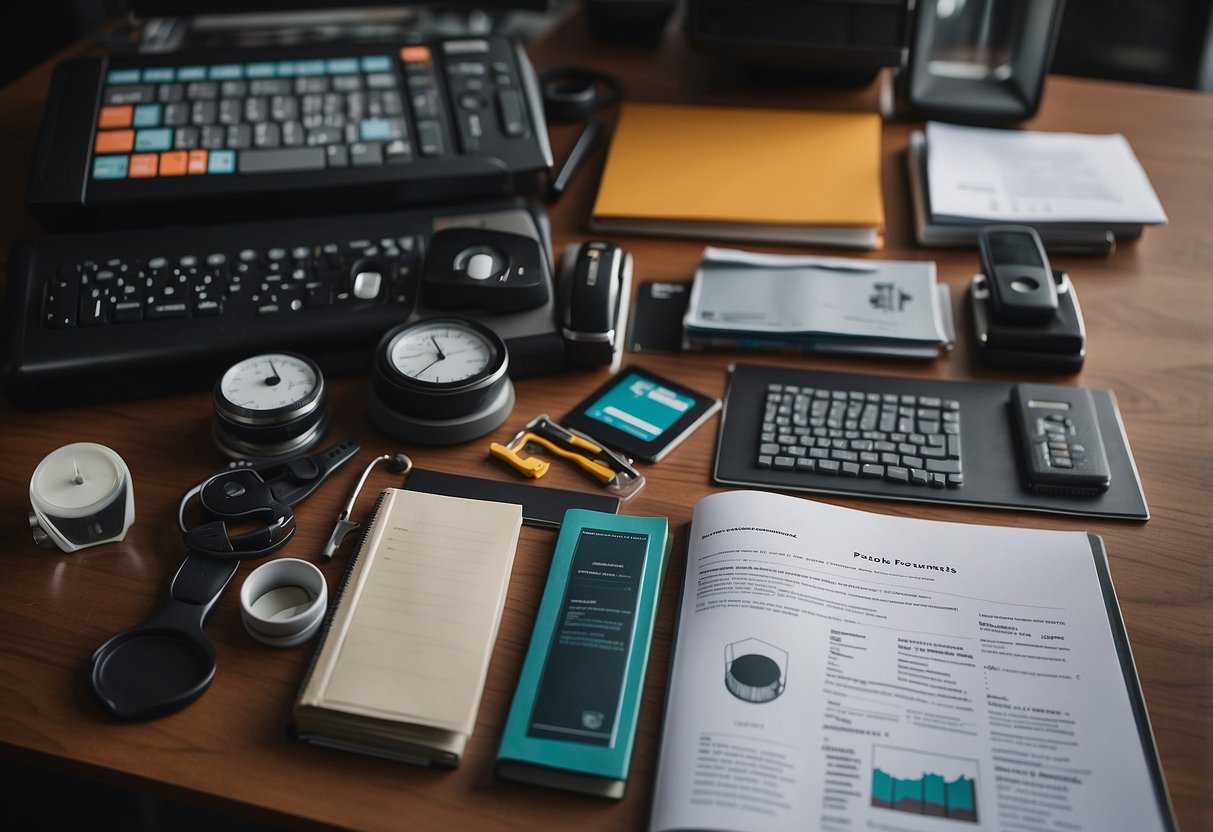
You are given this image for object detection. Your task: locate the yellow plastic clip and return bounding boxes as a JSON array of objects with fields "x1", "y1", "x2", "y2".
[{"x1": 489, "y1": 414, "x2": 645, "y2": 500}]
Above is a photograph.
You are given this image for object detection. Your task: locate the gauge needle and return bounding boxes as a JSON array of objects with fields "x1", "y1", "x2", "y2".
[
  {"x1": 265, "y1": 360, "x2": 281, "y2": 386},
  {"x1": 429, "y1": 336, "x2": 446, "y2": 361}
]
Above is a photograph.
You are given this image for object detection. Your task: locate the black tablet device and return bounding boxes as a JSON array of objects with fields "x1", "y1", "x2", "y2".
[{"x1": 563, "y1": 366, "x2": 721, "y2": 462}]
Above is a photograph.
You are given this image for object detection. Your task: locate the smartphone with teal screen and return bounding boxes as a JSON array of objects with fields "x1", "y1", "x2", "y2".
[{"x1": 562, "y1": 366, "x2": 720, "y2": 462}]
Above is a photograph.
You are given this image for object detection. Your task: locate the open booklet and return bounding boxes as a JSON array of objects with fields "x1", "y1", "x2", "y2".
[{"x1": 650, "y1": 491, "x2": 1175, "y2": 832}]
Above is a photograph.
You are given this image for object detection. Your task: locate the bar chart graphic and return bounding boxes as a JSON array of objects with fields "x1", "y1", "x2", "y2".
[{"x1": 870, "y1": 745, "x2": 979, "y2": 823}]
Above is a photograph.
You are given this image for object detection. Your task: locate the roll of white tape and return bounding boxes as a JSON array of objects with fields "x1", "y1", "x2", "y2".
[{"x1": 240, "y1": 558, "x2": 328, "y2": 648}]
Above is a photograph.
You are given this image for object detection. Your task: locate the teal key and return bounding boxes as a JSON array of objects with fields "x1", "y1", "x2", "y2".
[
  {"x1": 133, "y1": 104, "x2": 162, "y2": 128},
  {"x1": 297, "y1": 60, "x2": 327, "y2": 76},
  {"x1": 208, "y1": 150, "x2": 237, "y2": 174},
  {"x1": 246, "y1": 62, "x2": 276, "y2": 79},
  {"x1": 360, "y1": 55, "x2": 392, "y2": 73},
  {"x1": 106, "y1": 69, "x2": 141, "y2": 85},
  {"x1": 135, "y1": 128, "x2": 173, "y2": 152},
  {"x1": 209, "y1": 64, "x2": 243, "y2": 80},
  {"x1": 359, "y1": 119, "x2": 392, "y2": 141},
  {"x1": 326, "y1": 58, "x2": 359, "y2": 75},
  {"x1": 176, "y1": 66, "x2": 207, "y2": 82},
  {"x1": 93, "y1": 155, "x2": 129, "y2": 180},
  {"x1": 142, "y1": 67, "x2": 175, "y2": 83},
  {"x1": 275, "y1": 61, "x2": 298, "y2": 77}
]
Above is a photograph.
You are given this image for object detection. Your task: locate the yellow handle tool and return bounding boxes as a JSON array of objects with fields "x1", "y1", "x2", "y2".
[{"x1": 489, "y1": 432, "x2": 616, "y2": 483}]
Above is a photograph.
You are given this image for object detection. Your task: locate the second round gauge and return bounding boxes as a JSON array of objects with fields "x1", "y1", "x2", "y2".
[
  {"x1": 212, "y1": 352, "x2": 331, "y2": 459},
  {"x1": 369, "y1": 318, "x2": 514, "y2": 445}
]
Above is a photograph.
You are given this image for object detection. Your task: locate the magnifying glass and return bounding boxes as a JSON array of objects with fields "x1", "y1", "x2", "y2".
[{"x1": 88, "y1": 553, "x2": 237, "y2": 721}]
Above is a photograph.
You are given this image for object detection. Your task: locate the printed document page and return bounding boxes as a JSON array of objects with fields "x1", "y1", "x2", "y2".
[
  {"x1": 649, "y1": 490, "x2": 1169, "y2": 832},
  {"x1": 925, "y1": 122, "x2": 1167, "y2": 225}
]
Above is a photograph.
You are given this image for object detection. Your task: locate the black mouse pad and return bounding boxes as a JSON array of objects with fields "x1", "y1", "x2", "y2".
[{"x1": 714, "y1": 363, "x2": 1149, "y2": 521}]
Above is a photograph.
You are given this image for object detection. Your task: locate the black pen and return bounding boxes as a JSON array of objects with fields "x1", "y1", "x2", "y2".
[{"x1": 546, "y1": 117, "x2": 604, "y2": 202}]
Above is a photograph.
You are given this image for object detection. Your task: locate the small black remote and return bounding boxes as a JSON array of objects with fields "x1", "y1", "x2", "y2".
[{"x1": 1010, "y1": 383, "x2": 1111, "y2": 495}]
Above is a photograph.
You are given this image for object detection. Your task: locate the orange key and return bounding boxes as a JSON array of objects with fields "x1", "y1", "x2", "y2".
[
  {"x1": 99, "y1": 105, "x2": 133, "y2": 129},
  {"x1": 400, "y1": 46, "x2": 431, "y2": 63},
  {"x1": 129, "y1": 153, "x2": 159, "y2": 178},
  {"x1": 159, "y1": 151, "x2": 188, "y2": 176},
  {"x1": 187, "y1": 149, "x2": 208, "y2": 174},
  {"x1": 95, "y1": 130, "x2": 135, "y2": 154}
]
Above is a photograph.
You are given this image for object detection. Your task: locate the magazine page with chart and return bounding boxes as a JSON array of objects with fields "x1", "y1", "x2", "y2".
[{"x1": 648, "y1": 491, "x2": 1174, "y2": 832}]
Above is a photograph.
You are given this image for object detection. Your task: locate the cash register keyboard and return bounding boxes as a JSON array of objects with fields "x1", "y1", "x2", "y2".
[
  {"x1": 27, "y1": 37, "x2": 551, "y2": 227},
  {"x1": 91, "y1": 46, "x2": 511, "y2": 181},
  {"x1": 756, "y1": 383, "x2": 965, "y2": 488}
]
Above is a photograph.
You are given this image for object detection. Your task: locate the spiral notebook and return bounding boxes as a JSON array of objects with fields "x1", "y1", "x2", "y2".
[{"x1": 293, "y1": 488, "x2": 522, "y2": 767}]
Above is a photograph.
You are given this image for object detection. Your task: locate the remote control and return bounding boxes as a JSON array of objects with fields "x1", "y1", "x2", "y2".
[{"x1": 1010, "y1": 383, "x2": 1111, "y2": 495}]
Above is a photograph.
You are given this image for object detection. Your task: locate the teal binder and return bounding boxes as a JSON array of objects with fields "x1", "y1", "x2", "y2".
[{"x1": 496, "y1": 510, "x2": 670, "y2": 798}]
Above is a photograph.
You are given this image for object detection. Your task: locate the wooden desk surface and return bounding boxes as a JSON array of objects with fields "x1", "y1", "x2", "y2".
[{"x1": 1, "y1": 14, "x2": 1210, "y2": 832}]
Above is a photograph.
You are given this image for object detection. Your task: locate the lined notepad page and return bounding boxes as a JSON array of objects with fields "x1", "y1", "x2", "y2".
[{"x1": 308, "y1": 489, "x2": 522, "y2": 734}]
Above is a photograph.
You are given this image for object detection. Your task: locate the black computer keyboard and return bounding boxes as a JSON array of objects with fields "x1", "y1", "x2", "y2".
[
  {"x1": 1, "y1": 201, "x2": 568, "y2": 409},
  {"x1": 757, "y1": 383, "x2": 964, "y2": 488},
  {"x1": 27, "y1": 37, "x2": 552, "y2": 228}
]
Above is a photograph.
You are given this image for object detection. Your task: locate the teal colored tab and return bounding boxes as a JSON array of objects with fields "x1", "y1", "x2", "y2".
[
  {"x1": 142, "y1": 67, "x2": 175, "y2": 83},
  {"x1": 132, "y1": 104, "x2": 162, "y2": 128},
  {"x1": 360, "y1": 55, "x2": 392, "y2": 73},
  {"x1": 176, "y1": 65, "x2": 207, "y2": 82},
  {"x1": 208, "y1": 150, "x2": 237, "y2": 174},
  {"x1": 245, "y1": 62, "x2": 276, "y2": 79},
  {"x1": 106, "y1": 69, "x2": 141, "y2": 85},
  {"x1": 326, "y1": 57, "x2": 359, "y2": 75},
  {"x1": 209, "y1": 64, "x2": 243, "y2": 80},
  {"x1": 274, "y1": 61, "x2": 298, "y2": 77},
  {"x1": 359, "y1": 118, "x2": 392, "y2": 141},
  {"x1": 296, "y1": 60, "x2": 326, "y2": 76},
  {"x1": 93, "y1": 155, "x2": 129, "y2": 180},
  {"x1": 135, "y1": 128, "x2": 173, "y2": 152}
]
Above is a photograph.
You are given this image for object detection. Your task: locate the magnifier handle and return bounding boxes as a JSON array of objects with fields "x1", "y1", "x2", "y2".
[
  {"x1": 139, "y1": 553, "x2": 241, "y2": 633},
  {"x1": 172, "y1": 553, "x2": 241, "y2": 611}
]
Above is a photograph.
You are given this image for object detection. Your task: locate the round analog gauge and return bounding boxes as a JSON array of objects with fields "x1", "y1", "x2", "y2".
[
  {"x1": 369, "y1": 318, "x2": 514, "y2": 445},
  {"x1": 212, "y1": 352, "x2": 330, "y2": 460},
  {"x1": 384, "y1": 320, "x2": 501, "y2": 386}
]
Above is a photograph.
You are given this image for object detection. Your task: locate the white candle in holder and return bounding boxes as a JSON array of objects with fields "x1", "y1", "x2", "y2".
[{"x1": 29, "y1": 443, "x2": 135, "y2": 553}]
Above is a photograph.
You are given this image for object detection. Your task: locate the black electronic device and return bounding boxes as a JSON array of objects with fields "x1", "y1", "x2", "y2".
[
  {"x1": 422, "y1": 226, "x2": 549, "y2": 312},
  {"x1": 970, "y1": 227, "x2": 1086, "y2": 372},
  {"x1": 714, "y1": 364, "x2": 1147, "y2": 520},
  {"x1": 897, "y1": 0, "x2": 1064, "y2": 125},
  {"x1": 586, "y1": 0, "x2": 677, "y2": 47},
  {"x1": 27, "y1": 36, "x2": 551, "y2": 229},
  {"x1": 562, "y1": 366, "x2": 721, "y2": 463},
  {"x1": 0, "y1": 200, "x2": 624, "y2": 409},
  {"x1": 979, "y1": 226, "x2": 1058, "y2": 323},
  {"x1": 558, "y1": 240, "x2": 632, "y2": 370},
  {"x1": 1010, "y1": 383, "x2": 1111, "y2": 495},
  {"x1": 685, "y1": 0, "x2": 911, "y2": 84}
]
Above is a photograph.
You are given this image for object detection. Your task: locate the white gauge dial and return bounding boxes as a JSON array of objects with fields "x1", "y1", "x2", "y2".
[
  {"x1": 219, "y1": 353, "x2": 319, "y2": 412},
  {"x1": 369, "y1": 318, "x2": 513, "y2": 445},
  {"x1": 386, "y1": 322, "x2": 495, "y2": 384}
]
